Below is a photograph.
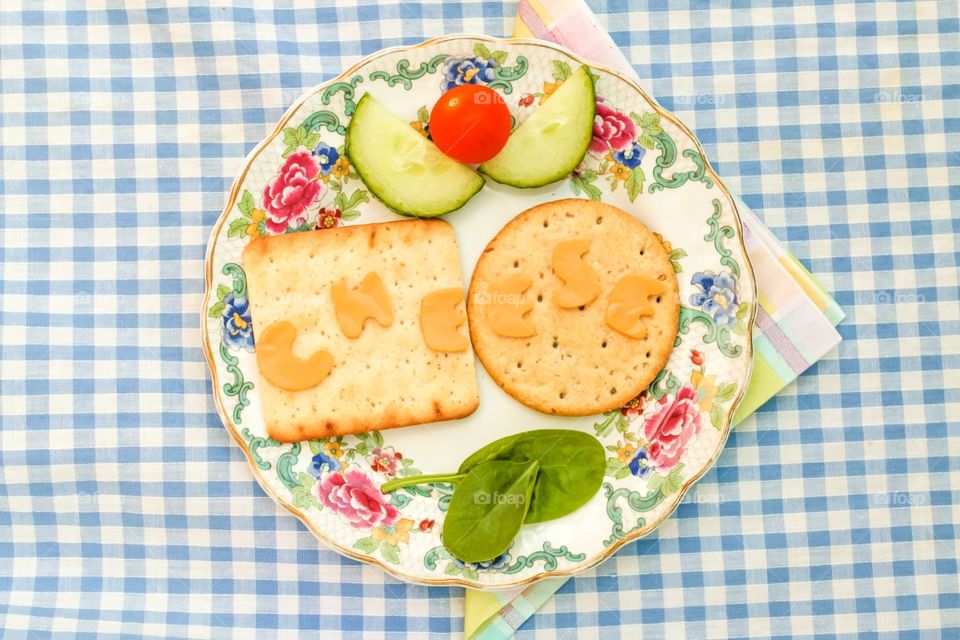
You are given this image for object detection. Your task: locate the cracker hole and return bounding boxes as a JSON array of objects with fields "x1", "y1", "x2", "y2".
[
  {"x1": 513, "y1": 260, "x2": 519, "y2": 268},
  {"x1": 578, "y1": 305, "x2": 585, "y2": 311},
  {"x1": 601, "y1": 341, "x2": 607, "y2": 348},
  {"x1": 646, "y1": 352, "x2": 651, "y2": 358},
  {"x1": 655, "y1": 296, "x2": 661, "y2": 303},
  {"x1": 610, "y1": 387, "x2": 617, "y2": 395},
  {"x1": 537, "y1": 294, "x2": 543, "y2": 302},
  {"x1": 543, "y1": 221, "x2": 549, "y2": 228},
  {"x1": 559, "y1": 391, "x2": 566, "y2": 399},
  {"x1": 596, "y1": 217, "x2": 603, "y2": 225}
]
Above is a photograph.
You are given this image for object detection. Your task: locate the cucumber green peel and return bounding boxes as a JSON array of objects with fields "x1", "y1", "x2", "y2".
[
  {"x1": 479, "y1": 65, "x2": 596, "y2": 188},
  {"x1": 345, "y1": 94, "x2": 484, "y2": 217}
]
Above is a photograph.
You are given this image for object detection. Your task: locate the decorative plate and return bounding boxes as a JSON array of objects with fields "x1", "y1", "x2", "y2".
[{"x1": 201, "y1": 35, "x2": 756, "y2": 589}]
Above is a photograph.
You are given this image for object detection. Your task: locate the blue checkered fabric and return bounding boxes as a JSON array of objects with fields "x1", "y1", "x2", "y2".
[{"x1": 0, "y1": 1, "x2": 957, "y2": 637}]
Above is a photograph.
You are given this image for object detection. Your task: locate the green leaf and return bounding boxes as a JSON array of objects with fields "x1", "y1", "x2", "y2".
[
  {"x1": 604, "y1": 458, "x2": 625, "y2": 477},
  {"x1": 569, "y1": 177, "x2": 582, "y2": 196},
  {"x1": 640, "y1": 112, "x2": 662, "y2": 136},
  {"x1": 353, "y1": 537, "x2": 380, "y2": 553},
  {"x1": 282, "y1": 127, "x2": 298, "y2": 146},
  {"x1": 417, "y1": 106, "x2": 429, "y2": 123},
  {"x1": 629, "y1": 111, "x2": 644, "y2": 127},
  {"x1": 334, "y1": 191, "x2": 347, "y2": 211},
  {"x1": 463, "y1": 567, "x2": 479, "y2": 581},
  {"x1": 614, "y1": 466, "x2": 632, "y2": 480},
  {"x1": 637, "y1": 133, "x2": 656, "y2": 150},
  {"x1": 304, "y1": 131, "x2": 320, "y2": 150},
  {"x1": 491, "y1": 50, "x2": 508, "y2": 65},
  {"x1": 216, "y1": 284, "x2": 230, "y2": 302},
  {"x1": 579, "y1": 168, "x2": 598, "y2": 181},
  {"x1": 308, "y1": 440, "x2": 323, "y2": 455},
  {"x1": 625, "y1": 167, "x2": 645, "y2": 202},
  {"x1": 647, "y1": 473, "x2": 665, "y2": 493},
  {"x1": 582, "y1": 180, "x2": 603, "y2": 201},
  {"x1": 442, "y1": 459, "x2": 539, "y2": 563},
  {"x1": 457, "y1": 430, "x2": 605, "y2": 525},
  {"x1": 341, "y1": 210, "x2": 360, "y2": 221},
  {"x1": 671, "y1": 248, "x2": 688, "y2": 262},
  {"x1": 207, "y1": 301, "x2": 226, "y2": 318},
  {"x1": 715, "y1": 383, "x2": 737, "y2": 402},
  {"x1": 297, "y1": 471, "x2": 316, "y2": 488},
  {"x1": 371, "y1": 431, "x2": 384, "y2": 448},
  {"x1": 328, "y1": 179, "x2": 342, "y2": 192},
  {"x1": 237, "y1": 190, "x2": 254, "y2": 216},
  {"x1": 444, "y1": 562, "x2": 461, "y2": 576},
  {"x1": 598, "y1": 160, "x2": 609, "y2": 174},
  {"x1": 736, "y1": 302, "x2": 750, "y2": 320},
  {"x1": 474, "y1": 43, "x2": 493, "y2": 60},
  {"x1": 710, "y1": 406, "x2": 724, "y2": 430},
  {"x1": 380, "y1": 542, "x2": 401, "y2": 565},
  {"x1": 356, "y1": 443, "x2": 369, "y2": 456},
  {"x1": 227, "y1": 219, "x2": 248, "y2": 239},
  {"x1": 605, "y1": 444, "x2": 619, "y2": 452},
  {"x1": 345, "y1": 189, "x2": 369, "y2": 210},
  {"x1": 291, "y1": 487, "x2": 310, "y2": 509},
  {"x1": 552, "y1": 60, "x2": 572, "y2": 81}
]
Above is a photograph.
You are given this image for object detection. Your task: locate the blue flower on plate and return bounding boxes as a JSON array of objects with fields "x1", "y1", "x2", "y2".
[
  {"x1": 628, "y1": 448, "x2": 652, "y2": 478},
  {"x1": 221, "y1": 293, "x2": 254, "y2": 351},
  {"x1": 311, "y1": 142, "x2": 339, "y2": 176},
  {"x1": 442, "y1": 56, "x2": 497, "y2": 91},
  {"x1": 690, "y1": 271, "x2": 739, "y2": 327},
  {"x1": 308, "y1": 451, "x2": 342, "y2": 478},
  {"x1": 613, "y1": 142, "x2": 646, "y2": 169}
]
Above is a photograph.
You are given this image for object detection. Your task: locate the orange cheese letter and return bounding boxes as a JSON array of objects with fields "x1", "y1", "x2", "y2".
[
  {"x1": 420, "y1": 288, "x2": 469, "y2": 352},
  {"x1": 552, "y1": 239, "x2": 601, "y2": 308},
  {"x1": 256, "y1": 321, "x2": 334, "y2": 391},
  {"x1": 487, "y1": 274, "x2": 536, "y2": 338},
  {"x1": 605, "y1": 275, "x2": 667, "y2": 339},
  {"x1": 331, "y1": 272, "x2": 394, "y2": 339}
]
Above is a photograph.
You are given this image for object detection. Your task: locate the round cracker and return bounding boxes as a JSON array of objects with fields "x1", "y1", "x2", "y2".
[{"x1": 467, "y1": 198, "x2": 680, "y2": 416}]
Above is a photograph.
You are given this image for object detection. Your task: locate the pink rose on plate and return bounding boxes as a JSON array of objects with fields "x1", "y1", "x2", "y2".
[
  {"x1": 644, "y1": 386, "x2": 703, "y2": 471},
  {"x1": 262, "y1": 150, "x2": 322, "y2": 234},
  {"x1": 314, "y1": 468, "x2": 398, "y2": 529},
  {"x1": 589, "y1": 97, "x2": 637, "y2": 155}
]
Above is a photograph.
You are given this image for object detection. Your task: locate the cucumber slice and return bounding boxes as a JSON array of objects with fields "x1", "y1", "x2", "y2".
[
  {"x1": 480, "y1": 66, "x2": 596, "y2": 188},
  {"x1": 345, "y1": 94, "x2": 484, "y2": 217}
]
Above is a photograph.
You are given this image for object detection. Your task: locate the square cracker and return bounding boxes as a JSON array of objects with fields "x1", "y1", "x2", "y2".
[{"x1": 243, "y1": 219, "x2": 479, "y2": 442}]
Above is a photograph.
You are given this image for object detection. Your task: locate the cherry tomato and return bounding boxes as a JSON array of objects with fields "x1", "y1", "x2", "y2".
[{"x1": 429, "y1": 85, "x2": 511, "y2": 164}]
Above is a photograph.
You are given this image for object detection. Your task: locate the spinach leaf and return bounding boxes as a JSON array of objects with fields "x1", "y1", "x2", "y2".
[
  {"x1": 457, "y1": 430, "x2": 605, "y2": 524},
  {"x1": 380, "y1": 429, "x2": 605, "y2": 524},
  {"x1": 441, "y1": 459, "x2": 539, "y2": 563}
]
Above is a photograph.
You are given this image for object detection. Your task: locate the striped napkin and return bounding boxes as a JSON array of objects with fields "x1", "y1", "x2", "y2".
[{"x1": 463, "y1": 1, "x2": 845, "y2": 637}]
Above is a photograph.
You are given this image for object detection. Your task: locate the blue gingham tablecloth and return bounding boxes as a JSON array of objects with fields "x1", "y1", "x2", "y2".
[{"x1": 1, "y1": 2, "x2": 957, "y2": 637}]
